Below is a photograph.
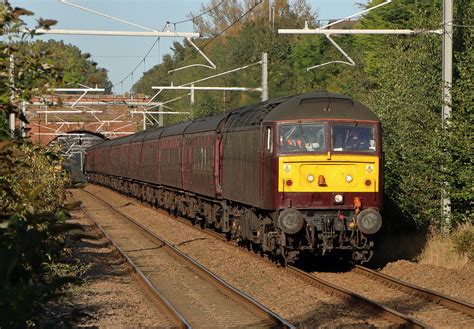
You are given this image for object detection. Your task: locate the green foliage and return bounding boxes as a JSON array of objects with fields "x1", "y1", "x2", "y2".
[
  {"x1": 445, "y1": 0, "x2": 474, "y2": 224},
  {"x1": 0, "y1": 2, "x2": 80, "y2": 326},
  {"x1": 357, "y1": 33, "x2": 445, "y2": 226},
  {"x1": 0, "y1": 3, "x2": 112, "y2": 137},
  {"x1": 133, "y1": 0, "x2": 472, "y2": 229},
  {"x1": 0, "y1": 141, "x2": 71, "y2": 327},
  {"x1": 192, "y1": 92, "x2": 223, "y2": 119},
  {"x1": 22, "y1": 40, "x2": 113, "y2": 92},
  {"x1": 0, "y1": 2, "x2": 61, "y2": 138},
  {"x1": 350, "y1": 0, "x2": 473, "y2": 228}
]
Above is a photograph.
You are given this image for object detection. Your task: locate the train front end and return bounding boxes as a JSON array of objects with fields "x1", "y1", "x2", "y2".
[{"x1": 267, "y1": 99, "x2": 383, "y2": 264}]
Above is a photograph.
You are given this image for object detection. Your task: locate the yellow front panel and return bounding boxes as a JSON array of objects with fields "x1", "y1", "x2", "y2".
[{"x1": 278, "y1": 154, "x2": 379, "y2": 192}]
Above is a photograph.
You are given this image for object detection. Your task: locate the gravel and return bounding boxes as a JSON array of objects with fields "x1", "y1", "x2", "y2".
[
  {"x1": 53, "y1": 201, "x2": 173, "y2": 328},
  {"x1": 81, "y1": 184, "x2": 395, "y2": 327},
  {"x1": 68, "y1": 184, "x2": 473, "y2": 328},
  {"x1": 381, "y1": 260, "x2": 474, "y2": 303}
]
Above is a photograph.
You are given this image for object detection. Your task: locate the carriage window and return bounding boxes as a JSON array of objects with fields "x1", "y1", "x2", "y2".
[
  {"x1": 332, "y1": 124, "x2": 376, "y2": 152},
  {"x1": 266, "y1": 127, "x2": 273, "y2": 152},
  {"x1": 279, "y1": 123, "x2": 325, "y2": 153}
]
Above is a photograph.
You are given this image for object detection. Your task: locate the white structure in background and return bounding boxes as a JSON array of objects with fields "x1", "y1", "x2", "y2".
[
  {"x1": 150, "y1": 53, "x2": 269, "y2": 117},
  {"x1": 29, "y1": 86, "x2": 162, "y2": 138},
  {"x1": 278, "y1": 0, "x2": 442, "y2": 70}
]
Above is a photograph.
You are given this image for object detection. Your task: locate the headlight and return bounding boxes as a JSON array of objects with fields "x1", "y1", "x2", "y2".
[
  {"x1": 334, "y1": 194, "x2": 343, "y2": 204},
  {"x1": 307, "y1": 174, "x2": 315, "y2": 183},
  {"x1": 345, "y1": 174, "x2": 353, "y2": 183},
  {"x1": 278, "y1": 209, "x2": 304, "y2": 234},
  {"x1": 356, "y1": 208, "x2": 382, "y2": 235}
]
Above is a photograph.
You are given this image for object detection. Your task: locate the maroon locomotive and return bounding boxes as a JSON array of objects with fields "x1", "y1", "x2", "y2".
[{"x1": 85, "y1": 92, "x2": 383, "y2": 264}]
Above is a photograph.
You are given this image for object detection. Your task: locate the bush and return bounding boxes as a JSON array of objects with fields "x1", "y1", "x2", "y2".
[
  {"x1": 0, "y1": 141, "x2": 71, "y2": 327},
  {"x1": 452, "y1": 224, "x2": 474, "y2": 260}
]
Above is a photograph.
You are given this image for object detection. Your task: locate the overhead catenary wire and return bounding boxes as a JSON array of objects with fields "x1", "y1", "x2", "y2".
[
  {"x1": 169, "y1": 0, "x2": 225, "y2": 25},
  {"x1": 109, "y1": 1, "x2": 228, "y2": 91},
  {"x1": 111, "y1": 36, "x2": 160, "y2": 89},
  {"x1": 171, "y1": 0, "x2": 263, "y2": 71}
]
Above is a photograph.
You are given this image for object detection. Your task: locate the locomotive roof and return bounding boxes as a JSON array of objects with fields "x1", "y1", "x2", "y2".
[
  {"x1": 223, "y1": 96, "x2": 291, "y2": 130},
  {"x1": 263, "y1": 92, "x2": 379, "y2": 122}
]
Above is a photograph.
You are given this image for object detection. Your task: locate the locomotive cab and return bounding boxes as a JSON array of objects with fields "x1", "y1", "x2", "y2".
[
  {"x1": 252, "y1": 93, "x2": 384, "y2": 264},
  {"x1": 270, "y1": 119, "x2": 382, "y2": 263}
]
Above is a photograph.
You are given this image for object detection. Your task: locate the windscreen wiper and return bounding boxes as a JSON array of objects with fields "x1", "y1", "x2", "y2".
[
  {"x1": 342, "y1": 121, "x2": 358, "y2": 149},
  {"x1": 298, "y1": 122, "x2": 308, "y2": 146}
]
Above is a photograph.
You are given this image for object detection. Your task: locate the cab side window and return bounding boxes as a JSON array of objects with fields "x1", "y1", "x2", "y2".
[{"x1": 266, "y1": 127, "x2": 273, "y2": 153}]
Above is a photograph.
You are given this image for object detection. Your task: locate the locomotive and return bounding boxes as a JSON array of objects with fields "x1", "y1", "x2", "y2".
[{"x1": 84, "y1": 92, "x2": 383, "y2": 264}]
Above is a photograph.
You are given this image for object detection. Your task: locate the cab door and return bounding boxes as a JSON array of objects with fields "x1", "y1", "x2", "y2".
[{"x1": 259, "y1": 124, "x2": 274, "y2": 208}]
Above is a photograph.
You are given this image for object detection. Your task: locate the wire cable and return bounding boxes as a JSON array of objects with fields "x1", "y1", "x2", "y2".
[
  {"x1": 112, "y1": 1, "x2": 262, "y2": 89},
  {"x1": 174, "y1": 0, "x2": 263, "y2": 69},
  {"x1": 111, "y1": 37, "x2": 160, "y2": 88},
  {"x1": 170, "y1": 0, "x2": 224, "y2": 25},
  {"x1": 202, "y1": 0, "x2": 263, "y2": 50},
  {"x1": 451, "y1": 24, "x2": 474, "y2": 29}
]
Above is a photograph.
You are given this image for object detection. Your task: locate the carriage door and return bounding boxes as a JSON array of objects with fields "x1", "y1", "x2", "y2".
[{"x1": 182, "y1": 136, "x2": 192, "y2": 191}]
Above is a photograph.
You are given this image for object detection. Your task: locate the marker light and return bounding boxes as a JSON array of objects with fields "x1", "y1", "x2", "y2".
[
  {"x1": 307, "y1": 174, "x2": 315, "y2": 183},
  {"x1": 334, "y1": 194, "x2": 343, "y2": 203},
  {"x1": 365, "y1": 179, "x2": 372, "y2": 186},
  {"x1": 345, "y1": 174, "x2": 353, "y2": 183},
  {"x1": 318, "y1": 175, "x2": 327, "y2": 186},
  {"x1": 286, "y1": 179, "x2": 293, "y2": 187}
]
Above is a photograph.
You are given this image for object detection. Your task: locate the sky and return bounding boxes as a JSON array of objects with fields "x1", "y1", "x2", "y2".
[{"x1": 10, "y1": 0, "x2": 368, "y2": 93}]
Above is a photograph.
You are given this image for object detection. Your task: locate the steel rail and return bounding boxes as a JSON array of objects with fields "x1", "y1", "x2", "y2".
[
  {"x1": 354, "y1": 265, "x2": 474, "y2": 317},
  {"x1": 83, "y1": 184, "x2": 431, "y2": 327},
  {"x1": 286, "y1": 266, "x2": 428, "y2": 328},
  {"x1": 77, "y1": 203, "x2": 191, "y2": 329},
  {"x1": 79, "y1": 188, "x2": 295, "y2": 329},
  {"x1": 134, "y1": 198, "x2": 429, "y2": 327}
]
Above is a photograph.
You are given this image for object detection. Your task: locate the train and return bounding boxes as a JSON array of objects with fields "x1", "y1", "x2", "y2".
[{"x1": 84, "y1": 92, "x2": 383, "y2": 264}]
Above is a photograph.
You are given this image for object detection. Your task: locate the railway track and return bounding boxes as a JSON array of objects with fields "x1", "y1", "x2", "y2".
[
  {"x1": 74, "y1": 188, "x2": 294, "y2": 328},
  {"x1": 285, "y1": 266, "x2": 427, "y2": 328},
  {"x1": 85, "y1": 186, "x2": 427, "y2": 327},
  {"x1": 78, "y1": 202, "x2": 189, "y2": 329},
  {"x1": 353, "y1": 265, "x2": 474, "y2": 317},
  {"x1": 123, "y1": 195, "x2": 428, "y2": 327},
  {"x1": 163, "y1": 201, "x2": 474, "y2": 327},
  {"x1": 77, "y1": 185, "x2": 474, "y2": 328},
  {"x1": 311, "y1": 267, "x2": 474, "y2": 328}
]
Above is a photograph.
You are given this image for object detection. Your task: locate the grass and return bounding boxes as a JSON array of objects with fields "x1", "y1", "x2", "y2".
[{"x1": 417, "y1": 223, "x2": 473, "y2": 271}]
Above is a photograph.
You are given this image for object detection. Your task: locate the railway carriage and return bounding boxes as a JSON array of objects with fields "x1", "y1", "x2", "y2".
[{"x1": 85, "y1": 92, "x2": 383, "y2": 264}]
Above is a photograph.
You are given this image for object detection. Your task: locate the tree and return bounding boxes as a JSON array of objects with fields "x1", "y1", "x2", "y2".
[
  {"x1": 350, "y1": 0, "x2": 472, "y2": 228},
  {"x1": 0, "y1": 2, "x2": 75, "y2": 326},
  {"x1": 0, "y1": 3, "x2": 59, "y2": 138},
  {"x1": 445, "y1": 0, "x2": 473, "y2": 224},
  {"x1": 132, "y1": 0, "x2": 472, "y2": 229},
  {"x1": 21, "y1": 40, "x2": 113, "y2": 92},
  {"x1": 133, "y1": 0, "x2": 318, "y2": 124}
]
